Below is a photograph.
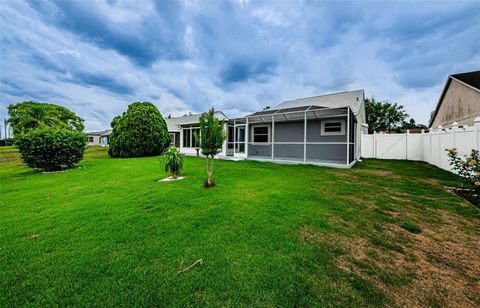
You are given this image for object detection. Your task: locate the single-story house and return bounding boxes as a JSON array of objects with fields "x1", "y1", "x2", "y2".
[
  {"x1": 87, "y1": 129, "x2": 111, "y2": 146},
  {"x1": 429, "y1": 70, "x2": 480, "y2": 128},
  {"x1": 166, "y1": 89, "x2": 366, "y2": 168},
  {"x1": 165, "y1": 111, "x2": 229, "y2": 156}
]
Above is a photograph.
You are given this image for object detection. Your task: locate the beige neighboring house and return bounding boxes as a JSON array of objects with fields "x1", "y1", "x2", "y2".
[
  {"x1": 87, "y1": 129, "x2": 111, "y2": 146},
  {"x1": 429, "y1": 70, "x2": 480, "y2": 128}
]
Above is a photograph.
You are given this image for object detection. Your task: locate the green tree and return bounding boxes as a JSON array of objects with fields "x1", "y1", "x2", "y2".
[
  {"x1": 399, "y1": 118, "x2": 427, "y2": 131},
  {"x1": 365, "y1": 97, "x2": 408, "y2": 133},
  {"x1": 8, "y1": 101, "x2": 87, "y2": 171},
  {"x1": 7, "y1": 101, "x2": 84, "y2": 134},
  {"x1": 161, "y1": 146, "x2": 184, "y2": 179},
  {"x1": 195, "y1": 108, "x2": 227, "y2": 187},
  {"x1": 108, "y1": 102, "x2": 170, "y2": 158}
]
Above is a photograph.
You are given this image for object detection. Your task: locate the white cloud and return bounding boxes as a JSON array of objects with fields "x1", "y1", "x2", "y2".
[{"x1": 1, "y1": 0, "x2": 479, "y2": 131}]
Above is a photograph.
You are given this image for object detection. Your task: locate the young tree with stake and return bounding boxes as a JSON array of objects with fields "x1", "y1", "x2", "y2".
[{"x1": 195, "y1": 109, "x2": 226, "y2": 187}]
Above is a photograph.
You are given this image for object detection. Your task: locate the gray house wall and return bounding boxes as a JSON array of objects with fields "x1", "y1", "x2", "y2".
[
  {"x1": 306, "y1": 144, "x2": 347, "y2": 162},
  {"x1": 248, "y1": 144, "x2": 272, "y2": 157},
  {"x1": 272, "y1": 119, "x2": 347, "y2": 143}
]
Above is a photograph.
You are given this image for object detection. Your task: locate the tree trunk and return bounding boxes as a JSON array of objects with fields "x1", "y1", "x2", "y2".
[
  {"x1": 207, "y1": 157, "x2": 213, "y2": 186},
  {"x1": 209, "y1": 156, "x2": 214, "y2": 184},
  {"x1": 172, "y1": 170, "x2": 177, "y2": 179},
  {"x1": 206, "y1": 157, "x2": 210, "y2": 185}
]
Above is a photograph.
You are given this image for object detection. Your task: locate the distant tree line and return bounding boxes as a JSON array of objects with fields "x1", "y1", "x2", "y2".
[{"x1": 365, "y1": 97, "x2": 426, "y2": 133}]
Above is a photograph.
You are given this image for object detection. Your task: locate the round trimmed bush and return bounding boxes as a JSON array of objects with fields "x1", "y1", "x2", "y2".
[
  {"x1": 108, "y1": 102, "x2": 170, "y2": 158},
  {"x1": 15, "y1": 127, "x2": 87, "y2": 171}
]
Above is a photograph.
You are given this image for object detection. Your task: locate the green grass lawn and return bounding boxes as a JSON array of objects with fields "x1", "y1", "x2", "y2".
[{"x1": 1, "y1": 146, "x2": 479, "y2": 306}]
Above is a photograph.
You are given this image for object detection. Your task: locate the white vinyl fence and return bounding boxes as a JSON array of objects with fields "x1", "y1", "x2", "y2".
[{"x1": 361, "y1": 123, "x2": 480, "y2": 172}]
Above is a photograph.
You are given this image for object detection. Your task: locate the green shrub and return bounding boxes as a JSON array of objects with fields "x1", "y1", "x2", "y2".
[
  {"x1": 108, "y1": 102, "x2": 170, "y2": 158},
  {"x1": 161, "y1": 146, "x2": 183, "y2": 178},
  {"x1": 15, "y1": 127, "x2": 87, "y2": 171},
  {"x1": 401, "y1": 220, "x2": 421, "y2": 234}
]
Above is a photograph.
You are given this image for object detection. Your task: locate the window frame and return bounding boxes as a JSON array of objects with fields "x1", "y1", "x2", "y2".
[
  {"x1": 321, "y1": 119, "x2": 345, "y2": 136},
  {"x1": 182, "y1": 127, "x2": 200, "y2": 148},
  {"x1": 191, "y1": 128, "x2": 200, "y2": 148},
  {"x1": 182, "y1": 128, "x2": 191, "y2": 148},
  {"x1": 169, "y1": 133, "x2": 175, "y2": 146},
  {"x1": 251, "y1": 125, "x2": 270, "y2": 143},
  {"x1": 88, "y1": 136, "x2": 94, "y2": 143}
]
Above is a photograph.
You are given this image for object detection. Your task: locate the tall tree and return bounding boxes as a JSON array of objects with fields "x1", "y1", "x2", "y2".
[
  {"x1": 7, "y1": 101, "x2": 84, "y2": 134},
  {"x1": 195, "y1": 108, "x2": 226, "y2": 187},
  {"x1": 365, "y1": 97, "x2": 408, "y2": 133},
  {"x1": 108, "y1": 102, "x2": 170, "y2": 158}
]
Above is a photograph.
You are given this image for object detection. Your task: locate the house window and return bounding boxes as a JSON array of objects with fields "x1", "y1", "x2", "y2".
[
  {"x1": 88, "y1": 136, "x2": 94, "y2": 142},
  {"x1": 183, "y1": 129, "x2": 191, "y2": 147},
  {"x1": 321, "y1": 120, "x2": 345, "y2": 136},
  {"x1": 191, "y1": 128, "x2": 200, "y2": 147},
  {"x1": 253, "y1": 126, "x2": 269, "y2": 143},
  {"x1": 174, "y1": 132, "x2": 180, "y2": 148},
  {"x1": 182, "y1": 128, "x2": 200, "y2": 148}
]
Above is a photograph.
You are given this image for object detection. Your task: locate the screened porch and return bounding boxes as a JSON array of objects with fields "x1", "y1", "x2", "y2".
[{"x1": 241, "y1": 106, "x2": 357, "y2": 167}]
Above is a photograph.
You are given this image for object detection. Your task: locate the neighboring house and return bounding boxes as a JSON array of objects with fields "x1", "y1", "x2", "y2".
[
  {"x1": 430, "y1": 70, "x2": 480, "y2": 128},
  {"x1": 166, "y1": 89, "x2": 367, "y2": 167},
  {"x1": 87, "y1": 129, "x2": 111, "y2": 146}
]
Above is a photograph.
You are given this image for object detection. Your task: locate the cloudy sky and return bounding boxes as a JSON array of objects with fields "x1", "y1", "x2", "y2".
[{"x1": 1, "y1": 0, "x2": 479, "y2": 131}]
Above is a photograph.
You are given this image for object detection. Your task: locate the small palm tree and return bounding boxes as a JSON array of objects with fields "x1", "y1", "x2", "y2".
[{"x1": 161, "y1": 146, "x2": 183, "y2": 179}]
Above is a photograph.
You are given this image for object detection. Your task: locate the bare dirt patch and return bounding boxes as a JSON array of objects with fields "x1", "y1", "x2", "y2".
[
  {"x1": 418, "y1": 177, "x2": 443, "y2": 187},
  {"x1": 338, "y1": 195, "x2": 377, "y2": 209},
  {"x1": 0, "y1": 150, "x2": 20, "y2": 163},
  {"x1": 352, "y1": 169, "x2": 402, "y2": 179},
  {"x1": 24, "y1": 232, "x2": 39, "y2": 239},
  {"x1": 299, "y1": 212, "x2": 480, "y2": 307},
  {"x1": 326, "y1": 169, "x2": 401, "y2": 180}
]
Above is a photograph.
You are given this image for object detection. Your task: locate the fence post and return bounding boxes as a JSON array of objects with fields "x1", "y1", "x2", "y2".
[
  {"x1": 373, "y1": 131, "x2": 377, "y2": 158},
  {"x1": 451, "y1": 122, "x2": 458, "y2": 151},
  {"x1": 405, "y1": 130, "x2": 409, "y2": 160},
  {"x1": 428, "y1": 130, "x2": 433, "y2": 164},
  {"x1": 474, "y1": 117, "x2": 480, "y2": 151},
  {"x1": 437, "y1": 125, "x2": 443, "y2": 167},
  {"x1": 421, "y1": 129, "x2": 425, "y2": 161}
]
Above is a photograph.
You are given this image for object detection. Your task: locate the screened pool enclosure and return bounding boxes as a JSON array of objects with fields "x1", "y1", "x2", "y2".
[
  {"x1": 165, "y1": 90, "x2": 365, "y2": 168},
  {"x1": 229, "y1": 105, "x2": 357, "y2": 167}
]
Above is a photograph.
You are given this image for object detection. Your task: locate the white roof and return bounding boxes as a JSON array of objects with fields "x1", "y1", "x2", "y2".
[
  {"x1": 87, "y1": 129, "x2": 112, "y2": 136},
  {"x1": 273, "y1": 89, "x2": 365, "y2": 115},
  {"x1": 165, "y1": 111, "x2": 228, "y2": 131}
]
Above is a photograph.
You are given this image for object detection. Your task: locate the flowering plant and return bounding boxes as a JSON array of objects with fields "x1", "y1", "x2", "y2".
[{"x1": 446, "y1": 148, "x2": 480, "y2": 196}]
